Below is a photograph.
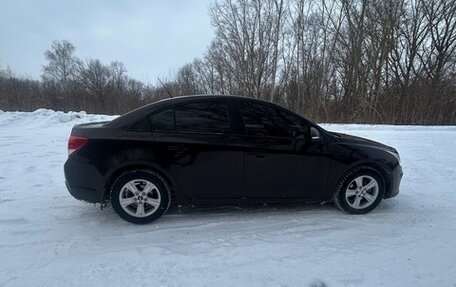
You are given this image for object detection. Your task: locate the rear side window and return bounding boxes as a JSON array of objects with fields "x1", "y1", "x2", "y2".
[
  {"x1": 175, "y1": 100, "x2": 230, "y2": 134},
  {"x1": 239, "y1": 101, "x2": 308, "y2": 137},
  {"x1": 129, "y1": 117, "x2": 151, "y2": 131},
  {"x1": 150, "y1": 108, "x2": 175, "y2": 132}
]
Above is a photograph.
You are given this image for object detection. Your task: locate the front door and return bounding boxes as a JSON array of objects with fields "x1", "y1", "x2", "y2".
[{"x1": 238, "y1": 100, "x2": 329, "y2": 199}]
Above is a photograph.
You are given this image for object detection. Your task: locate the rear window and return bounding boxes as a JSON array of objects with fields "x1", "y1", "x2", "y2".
[
  {"x1": 150, "y1": 108, "x2": 175, "y2": 132},
  {"x1": 131, "y1": 100, "x2": 231, "y2": 134},
  {"x1": 175, "y1": 100, "x2": 230, "y2": 134},
  {"x1": 129, "y1": 117, "x2": 151, "y2": 131}
]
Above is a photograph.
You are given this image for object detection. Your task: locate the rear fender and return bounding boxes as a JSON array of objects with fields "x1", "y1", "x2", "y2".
[{"x1": 103, "y1": 160, "x2": 190, "y2": 205}]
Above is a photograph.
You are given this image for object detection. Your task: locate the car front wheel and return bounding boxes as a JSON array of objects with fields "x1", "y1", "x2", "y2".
[
  {"x1": 111, "y1": 170, "x2": 171, "y2": 224},
  {"x1": 333, "y1": 168, "x2": 385, "y2": 214}
]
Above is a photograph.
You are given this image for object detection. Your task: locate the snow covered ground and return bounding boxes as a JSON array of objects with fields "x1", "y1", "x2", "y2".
[{"x1": 0, "y1": 109, "x2": 455, "y2": 287}]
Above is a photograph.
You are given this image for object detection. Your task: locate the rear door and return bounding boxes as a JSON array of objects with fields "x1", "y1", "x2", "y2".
[
  {"x1": 150, "y1": 99, "x2": 244, "y2": 200},
  {"x1": 238, "y1": 100, "x2": 329, "y2": 199}
]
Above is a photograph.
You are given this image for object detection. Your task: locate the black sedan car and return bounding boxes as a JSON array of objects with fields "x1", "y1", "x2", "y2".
[{"x1": 64, "y1": 95, "x2": 402, "y2": 224}]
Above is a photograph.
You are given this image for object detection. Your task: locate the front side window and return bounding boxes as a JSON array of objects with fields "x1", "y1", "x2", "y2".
[
  {"x1": 239, "y1": 101, "x2": 308, "y2": 137},
  {"x1": 174, "y1": 100, "x2": 230, "y2": 134}
]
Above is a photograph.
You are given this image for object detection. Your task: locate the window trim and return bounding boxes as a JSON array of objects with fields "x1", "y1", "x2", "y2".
[{"x1": 126, "y1": 98, "x2": 322, "y2": 141}]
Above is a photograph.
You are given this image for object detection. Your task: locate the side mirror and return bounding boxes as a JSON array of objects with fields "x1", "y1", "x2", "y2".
[
  {"x1": 293, "y1": 129, "x2": 310, "y2": 151},
  {"x1": 310, "y1": 127, "x2": 321, "y2": 141}
]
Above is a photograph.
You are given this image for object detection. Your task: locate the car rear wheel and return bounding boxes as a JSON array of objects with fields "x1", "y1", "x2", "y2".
[
  {"x1": 333, "y1": 168, "x2": 385, "y2": 214},
  {"x1": 111, "y1": 170, "x2": 171, "y2": 224}
]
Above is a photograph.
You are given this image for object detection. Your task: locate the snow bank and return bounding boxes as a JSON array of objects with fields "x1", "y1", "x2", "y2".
[
  {"x1": 1, "y1": 110, "x2": 456, "y2": 287},
  {"x1": 0, "y1": 108, "x2": 117, "y2": 128},
  {"x1": 322, "y1": 123, "x2": 456, "y2": 132}
]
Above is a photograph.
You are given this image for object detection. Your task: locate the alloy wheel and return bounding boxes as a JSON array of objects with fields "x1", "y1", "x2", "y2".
[
  {"x1": 118, "y1": 179, "x2": 161, "y2": 218},
  {"x1": 345, "y1": 175, "x2": 379, "y2": 209}
]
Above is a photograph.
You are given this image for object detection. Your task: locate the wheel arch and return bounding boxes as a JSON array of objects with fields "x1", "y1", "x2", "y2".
[
  {"x1": 332, "y1": 164, "x2": 387, "y2": 214},
  {"x1": 324, "y1": 160, "x2": 391, "y2": 202},
  {"x1": 340, "y1": 162, "x2": 390, "y2": 197},
  {"x1": 102, "y1": 162, "x2": 189, "y2": 205}
]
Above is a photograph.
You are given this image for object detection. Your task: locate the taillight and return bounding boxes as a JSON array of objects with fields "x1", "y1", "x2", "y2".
[{"x1": 68, "y1": 136, "x2": 89, "y2": 155}]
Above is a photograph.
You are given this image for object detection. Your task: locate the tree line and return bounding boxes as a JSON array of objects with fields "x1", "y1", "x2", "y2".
[
  {"x1": 1, "y1": 0, "x2": 455, "y2": 124},
  {"x1": 0, "y1": 40, "x2": 171, "y2": 115}
]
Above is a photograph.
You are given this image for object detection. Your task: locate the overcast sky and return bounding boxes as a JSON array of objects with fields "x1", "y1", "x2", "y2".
[{"x1": 0, "y1": 0, "x2": 214, "y2": 83}]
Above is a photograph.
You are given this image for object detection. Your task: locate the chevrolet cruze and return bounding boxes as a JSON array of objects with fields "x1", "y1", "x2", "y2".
[{"x1": 64, "y1": 95, "x2": 403, "y2": 224}]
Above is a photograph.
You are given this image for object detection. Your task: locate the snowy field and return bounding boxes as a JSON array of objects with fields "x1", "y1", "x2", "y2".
[{"x1": 1, "y1": 109, "x2": 455, "y2": 287}]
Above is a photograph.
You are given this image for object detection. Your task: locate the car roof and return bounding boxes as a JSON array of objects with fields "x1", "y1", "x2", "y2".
[
  {"x1": 106, "y1": 94, "x2": 278, "y2": 128},
  {"x1": 147, "y1": 94, "x2": 275, "y2": 107}
]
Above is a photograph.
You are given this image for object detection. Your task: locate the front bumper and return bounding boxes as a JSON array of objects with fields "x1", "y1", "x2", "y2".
[{"x1": 385, "y1": 164, "x2": 403, "y2": 198}]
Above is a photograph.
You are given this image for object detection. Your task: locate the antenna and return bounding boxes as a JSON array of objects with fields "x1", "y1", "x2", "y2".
[{"x1": 157, "y1": 77, "x2": 173, "y2": 98}]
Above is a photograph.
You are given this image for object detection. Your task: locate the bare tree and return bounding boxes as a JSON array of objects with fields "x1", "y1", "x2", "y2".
[
  {"x1": 209, "y1": 0, "x2": 287, "y2": 100},
  {"x1": 42, "y1": 40, "x2": 80, "y2": 83},
  {"x1": 77, "y1": 59, "x2": 111, "y2": 111},
  {"x1": 2, "y1": 1, "x2": 456, "y2": 124}
]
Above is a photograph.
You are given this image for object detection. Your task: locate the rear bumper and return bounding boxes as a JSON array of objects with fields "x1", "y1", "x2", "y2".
[
  {"x1": 64, "y1": 158, "x2": 105, "y2": 203},
  {"x1": 385, "y1": 164, "x2": 403, "y2": 198},
  {"x1": 65, "y1": 181, "x2": 102, "y2": 203}
]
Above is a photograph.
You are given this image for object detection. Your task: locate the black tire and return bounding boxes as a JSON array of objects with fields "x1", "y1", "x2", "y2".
[
  {"x1": 111, "y1": 170, "x2": 171, "y2": 224},
  {"x1": 333, "y1": 167, "x2": 385, "y2": 214}
]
